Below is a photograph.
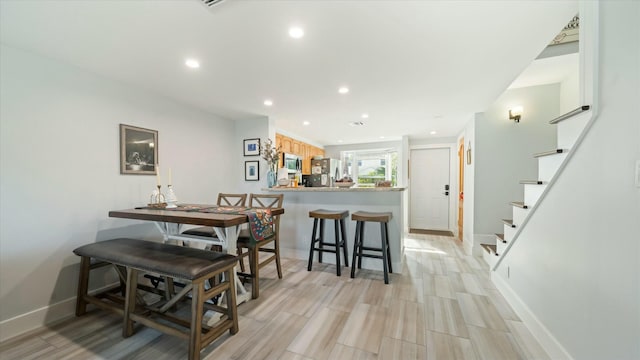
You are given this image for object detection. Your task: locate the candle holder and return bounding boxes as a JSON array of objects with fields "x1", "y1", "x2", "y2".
[
  {"x1": 165, "y1": 185, "x2": 178, "y2": 208},
  {"x1": 149, "y1": 185, "x2": 167, "y2": 208}
]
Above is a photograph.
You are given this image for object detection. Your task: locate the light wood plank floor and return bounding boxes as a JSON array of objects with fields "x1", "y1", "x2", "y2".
[{"x1": 0, "y1": 234, "x2": 550, "y2": 359}]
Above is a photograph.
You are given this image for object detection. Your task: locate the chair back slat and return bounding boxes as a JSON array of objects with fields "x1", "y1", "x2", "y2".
[
  {"x1": 249, "y1": 193, "x2": 283, "y2": 209},
  {"x1": 217, "y1": 193, "x2": 248, "y2": 207}
]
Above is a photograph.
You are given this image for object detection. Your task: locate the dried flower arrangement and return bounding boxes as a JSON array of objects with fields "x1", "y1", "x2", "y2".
[{"x1": 260, "y1": 138, "x2": 282, "y2": 173}]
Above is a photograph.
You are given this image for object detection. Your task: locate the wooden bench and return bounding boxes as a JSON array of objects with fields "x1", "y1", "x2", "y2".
[{"x1": 73, "y1": 238, "x2": 238, "y2": 360}]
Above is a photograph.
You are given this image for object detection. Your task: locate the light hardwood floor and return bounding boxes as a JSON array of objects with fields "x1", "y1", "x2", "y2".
[{"x1": 0, "y1": 234, "x2": 550, "y2": 359}]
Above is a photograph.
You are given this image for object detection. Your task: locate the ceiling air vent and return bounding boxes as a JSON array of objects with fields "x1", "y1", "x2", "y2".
[
  {"x1": 349, "y1": 121, "x2": 365, "y2": 127},
  {"x1": 199, "y1": 0, "x2": 226, "y2": 8}
]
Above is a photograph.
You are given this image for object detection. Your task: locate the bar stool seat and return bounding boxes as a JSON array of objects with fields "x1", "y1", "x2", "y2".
[
  {"x1": 351, "y1": 211, "x2": 393, "y2": 284},
  {"x1": 308, "y1": 209, "x2": 349, "y2": 276}
]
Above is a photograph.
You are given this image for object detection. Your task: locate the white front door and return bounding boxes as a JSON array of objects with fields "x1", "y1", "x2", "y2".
[{"x1": 410, "y1": 147, "x2": 450, "y2": 230}]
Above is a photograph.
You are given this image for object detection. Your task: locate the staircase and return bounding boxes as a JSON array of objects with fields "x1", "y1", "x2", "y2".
[{"x1": 482, "y1": 105, "x2": 592, "y2": 269}]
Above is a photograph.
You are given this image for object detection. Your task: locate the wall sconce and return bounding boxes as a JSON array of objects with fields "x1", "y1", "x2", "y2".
[{"x1": 509, "y1": 106, "x2": 523, "y2": 123}]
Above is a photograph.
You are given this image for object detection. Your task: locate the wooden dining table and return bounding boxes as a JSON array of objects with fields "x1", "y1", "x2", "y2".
[{"x1": 109, "y1": 204, "x2": 285, "y2": 304}]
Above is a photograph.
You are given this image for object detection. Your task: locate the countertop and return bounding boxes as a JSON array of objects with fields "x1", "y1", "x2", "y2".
[{"x1": 262, "y1": 186, "x2": 406, "y2": 192}]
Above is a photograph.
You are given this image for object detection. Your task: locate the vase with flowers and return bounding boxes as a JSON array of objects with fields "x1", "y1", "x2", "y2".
[{"x1": 260, "y1": 138, "x2": 282, "y2": 188}]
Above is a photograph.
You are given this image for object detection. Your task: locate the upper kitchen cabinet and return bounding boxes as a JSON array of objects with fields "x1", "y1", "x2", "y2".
[
  {"x1": 278, "y1": 134, "x2": 292, "y2": 154},
  {"x1": 275, "y1": 133, "x2": 324, "y2": 175}
]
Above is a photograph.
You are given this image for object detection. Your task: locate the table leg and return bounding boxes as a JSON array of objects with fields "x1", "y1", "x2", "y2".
[{"x1": 213, "y1": 226, "x2": 251, "y2": 304}]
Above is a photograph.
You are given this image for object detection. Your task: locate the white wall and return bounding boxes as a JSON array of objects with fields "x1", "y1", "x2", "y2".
[
  {"x1": 460, "y1": 116, "x2": 476, "y2": 254},
  {"x1": 495, "y1": 1, "x2": 640, "y2": 359},
  {"x1": 474, "y1": 84, "x2": 559, "y2": 236},
  {"x1": 234, "y1": 116, "x2": 273, "y2": 195},
  {"x1": 0, "y1": 45, "x2": 238, "y2": 339},
  {"x1": 560, "y1": 54, "x2": 580, "y2": 114}
]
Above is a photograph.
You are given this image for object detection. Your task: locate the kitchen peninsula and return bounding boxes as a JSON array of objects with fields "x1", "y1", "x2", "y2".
[{"x1": 264, "y1": 186, "x2": 407, "y2": 272}]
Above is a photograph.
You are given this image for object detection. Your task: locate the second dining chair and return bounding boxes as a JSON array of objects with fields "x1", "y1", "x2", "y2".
[
  {"x1": 236, "y1": 193, "x2": 284, "y2": 299},
  {"x1": 181, "y1": 193, "x2": 248, "y2": 245}
]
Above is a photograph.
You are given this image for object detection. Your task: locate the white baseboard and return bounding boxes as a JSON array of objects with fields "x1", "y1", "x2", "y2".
[
  {"x1": 0, "y1": 296, "x2": 76, "y2": 343},
  {"x1": 491, "y1": 272, "x2": 573, "y2": 360},
  {"x1": 0, "y1": 283, "x2": 119, "y2": 343}
]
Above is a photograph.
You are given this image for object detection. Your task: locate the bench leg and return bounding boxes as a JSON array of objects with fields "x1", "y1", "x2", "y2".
[
  {"x1": 75, "y1": 256, "x2": 90, "y2": 316},
  {"x1": 123, "y1": 267, "x2": 139, "y2": 338},
  {"x1": 190, "y1": 279, "x2": 205, "y2": 360},
  {"x1": 226, "y1": 268, "x2": 239, "y2": 334}
]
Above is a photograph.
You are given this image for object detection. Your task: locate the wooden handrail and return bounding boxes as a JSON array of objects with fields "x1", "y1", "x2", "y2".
[{"x1": 549, "y1": 105, "x2": 591, "y2": 124}]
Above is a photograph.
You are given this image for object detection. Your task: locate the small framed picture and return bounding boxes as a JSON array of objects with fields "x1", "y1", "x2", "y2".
[
  {"x1": 243, "y1": 138, "x2": 260, "y2": 156},
  {"x1": 245, "y1": 160, "x2": 259, "y2": 181},
  {"x1": 120, "y1": 124, "x2": 158, "y2": 175}
]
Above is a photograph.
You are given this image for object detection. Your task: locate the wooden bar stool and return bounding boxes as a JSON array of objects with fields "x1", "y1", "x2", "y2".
[
  {"x1": 308, "y1": 209, "x2": 350, "y2": 276},
  {"x1": 351, "y1": 211, "x2": 393, "y2": 284}
]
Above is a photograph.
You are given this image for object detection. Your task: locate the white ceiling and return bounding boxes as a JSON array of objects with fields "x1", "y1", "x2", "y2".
[{"x1": 0, "y1": 0, "x2": 579, "y2": 146}]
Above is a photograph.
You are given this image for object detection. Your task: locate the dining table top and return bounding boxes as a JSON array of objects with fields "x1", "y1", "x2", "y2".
[{"x1": 109, "y1": 204, "x2": 285, "y2": 228}]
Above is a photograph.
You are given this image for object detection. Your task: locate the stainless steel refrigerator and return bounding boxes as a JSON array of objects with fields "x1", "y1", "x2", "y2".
[{"x1": 309, "y1": 158, "x2": 342, "y2": 187}]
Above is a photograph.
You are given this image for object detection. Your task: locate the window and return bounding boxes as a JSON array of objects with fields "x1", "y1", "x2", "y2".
[{"x1": 341, "y1": 149, "x2": 397, "y2": 187}]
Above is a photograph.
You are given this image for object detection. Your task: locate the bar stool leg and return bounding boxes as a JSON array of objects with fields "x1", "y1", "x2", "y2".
[
  {"x1": 318, "y1": 219, "x2": 325, "y2": 263},
  {"x1": 334, "y1": 219, "x2": 341, "y2": 276},
  {"x1": 357, "y1": 221, "x2": 365, "y2": 269},
  {"x1": 340, "y1": 218, "x2": 349, "y2": 267},
  {"x1": 380, "y1": 223, "x2": 389, "y2": 284},
  {"x1": 351, "y1": 220, "x2": 361, "y2": 278},
  {"x1": 385, "y1": 222, "x2": 393, "y2": 273},
  {"x1": 308, "y1": 218, "x2": 318, "y2": 271}
]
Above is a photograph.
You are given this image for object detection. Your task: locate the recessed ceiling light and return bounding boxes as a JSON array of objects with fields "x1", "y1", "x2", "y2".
[
  {"x1": 303, "y1": 121, "x2": 310, "y2": 126},
  {"x1": 430, "y1": 130, "x2": 437, "y2": 135},
  {"x1": 185, "y1": 59, "x2": 200, "y2": 68},
  {"x1": 289, "y1": 26, "x2": 304, "y2": 39},
  {"x1": 338, "y1": 140, "x2": 343, "y2": 143},
  {"x1": 379, "y1": 136, "x2": 385, "y2": 139},
  {"x1": 338, "y1": 86, "x2": 350, "y2": 94},
  {"x1": 361, "y1": 113, "x2": 369, "y2": 119},
  {"x1": 263, "y1": 99, "x2": 273, "y2": 106}
]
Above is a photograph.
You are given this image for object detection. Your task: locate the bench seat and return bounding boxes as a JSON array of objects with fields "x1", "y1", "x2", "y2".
[{"x1": 73, "y1": 238, "x2": 238, "y2": 360}]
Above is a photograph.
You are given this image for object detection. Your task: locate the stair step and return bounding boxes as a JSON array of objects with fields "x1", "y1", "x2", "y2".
[
  {"x1": 510, "y1": 201, "x2": 528, "y2": 209},
  {"x1": 534, "y1": 149, "x2": 567, "y2": 158},
  {"x1": 496, "y1": 233, "x2": 506, "y2": 243},
  {"x1": 502, "y1": 219, "x2": 516, "y2": 228},
  {"x1": 549, "y1": 105, "x2": 591, "y2": 124},
  {"x1": 520, "y1": 180, "x2": 544, "y2": 185},
  {"x1": 481, "y1": 243, "x2": 498, "y2": 256}
]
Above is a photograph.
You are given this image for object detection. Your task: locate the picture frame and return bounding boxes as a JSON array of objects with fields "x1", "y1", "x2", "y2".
[
  {"x1": 120, "y1": 124, "x2": 158, "y2": 175},
  {"x1": 245, "y1": 160, "x2": 260, "y2": 181},
  {"x1": 243, "y1": 138, "x2": 260, "y2": 156}
]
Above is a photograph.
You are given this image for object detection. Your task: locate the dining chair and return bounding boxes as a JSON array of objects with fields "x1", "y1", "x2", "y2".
[
  {"x1": 236, "y1": 193, "x2": 284, "y2": 299},
  {"x1": 181, "y1": 193, "x2": 248, "y2": 245}
]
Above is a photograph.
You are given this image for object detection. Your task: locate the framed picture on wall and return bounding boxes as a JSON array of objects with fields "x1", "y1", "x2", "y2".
[
  {"x1": 245, "y1": 160, "x2": 259, "y2": 181},
  {"x1": 120, "y1": 124, "x2": 158, "y2": 175},
  {"x1": 243, "y1": 138, "x2": 260, "y2": 156}
]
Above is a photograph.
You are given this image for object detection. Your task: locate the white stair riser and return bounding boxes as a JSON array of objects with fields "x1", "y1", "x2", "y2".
[
  {"x1": 538, "y1": 152, "x2": 568, "y2": 182},
  {"x1": 512, "y1": 207, "x2": 529, "y2": 227},
  {"x1": 483, "y1": 249, "x2": 498, "y2": 268},
  {"x1": 557, "y1": 111, "x2": 591, "y2": 149},
  {"x1": 504, "y1": 225, "x2": 516, "y2": 242},
  {"x1": 524, "y1": 184, "x2": 547, "y2": 207},
  {"x1": 497, "y1": 240, "x2": 508, "y2": 256}
]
